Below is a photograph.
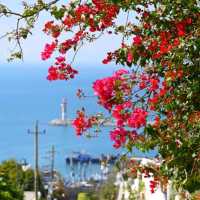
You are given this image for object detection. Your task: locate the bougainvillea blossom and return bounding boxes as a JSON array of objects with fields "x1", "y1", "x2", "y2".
[
  {"x1": 127, "y1": 108, "x2": 148, "y2": 128},
  {"x1": 110, "y1": 127, "x2": 128, "y2": 148},
  {"x1": 41, "y1": 0, "x2": 200, "y2": 193}
]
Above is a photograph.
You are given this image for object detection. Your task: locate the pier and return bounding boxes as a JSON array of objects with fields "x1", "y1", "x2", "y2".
[
  {"x1": 65, "y1": 153, "x2": 119, "y2": 165},
  {"x1": 65, "y1": 152, "x2": 120, "y2": 184}
]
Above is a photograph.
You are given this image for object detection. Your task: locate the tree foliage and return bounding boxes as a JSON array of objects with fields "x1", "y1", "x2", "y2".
[
  {"x1": 0, "y1": 159, "x2": 45, "y2": 198},
  {"x1": 0, "y1": 160, "x2": 24, "y2": 200}
]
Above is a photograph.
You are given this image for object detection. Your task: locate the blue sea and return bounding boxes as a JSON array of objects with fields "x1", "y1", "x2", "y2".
[{"x1": 0, "y1": 63, "x2": 155, "y2": 179}]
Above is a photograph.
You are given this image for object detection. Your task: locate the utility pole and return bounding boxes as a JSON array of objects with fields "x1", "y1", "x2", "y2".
[
  {"x1": 51, "y1": 145, "x2": 55, "y2": 181},
  {"x1": 28, "y1": 120, "x2": 45, "y2": 200}
]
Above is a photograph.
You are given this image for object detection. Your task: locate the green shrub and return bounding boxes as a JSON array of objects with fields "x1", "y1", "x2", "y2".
[{"x1": 77, "y1": 192, "x2": 91, "y2": 200}]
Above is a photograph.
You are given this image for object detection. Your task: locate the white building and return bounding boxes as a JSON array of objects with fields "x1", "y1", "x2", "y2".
[
  {"x1": 24, "y1": 192, "x2": 41, "y2": 200},
  {"x1": 115, "y1": 158, "x2": 168, "y2": 200}
]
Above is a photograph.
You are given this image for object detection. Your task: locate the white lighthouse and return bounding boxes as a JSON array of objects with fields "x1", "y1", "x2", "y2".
[{"x1": 61, "y1": 98, "x2": 67, "y2": 121}]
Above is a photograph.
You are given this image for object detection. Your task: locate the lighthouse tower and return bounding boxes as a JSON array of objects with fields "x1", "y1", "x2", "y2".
[{"x1": 61, "y1": 98, "x2": 67, "y2": 121}]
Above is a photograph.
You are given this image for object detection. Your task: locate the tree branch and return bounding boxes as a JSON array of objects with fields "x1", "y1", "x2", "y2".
[
  {"x1": 16, "y1": 18, "x2": 23, "y2": 60},
  {"x1": 0, "y1": 0, "x2": 61, "y2": 61}
]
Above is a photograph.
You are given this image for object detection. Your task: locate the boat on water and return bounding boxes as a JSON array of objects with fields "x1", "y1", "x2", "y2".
[
  {"x1": 65, "y1": 152, "x2": 119, "y2": 165},
  {"x1": 64, "y1": 152, "x2": 120, "y2": 185}
]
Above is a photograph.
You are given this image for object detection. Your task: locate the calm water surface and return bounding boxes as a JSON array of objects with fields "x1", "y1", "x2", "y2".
[{"x1": 0, "y1": 64, "x2": 155, "y2": 177}]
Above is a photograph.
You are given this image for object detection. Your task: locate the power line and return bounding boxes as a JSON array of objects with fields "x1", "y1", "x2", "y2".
[
  {"x1": 46, "y1": 145, "x2": 56, "y2": 181},
  {"x1": 44, "y1": 145, "x2": 57, "y2": 200}
]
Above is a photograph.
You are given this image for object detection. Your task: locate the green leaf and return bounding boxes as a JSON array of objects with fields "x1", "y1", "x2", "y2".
[{"x1": 51, "y1": 6, "x2": 65, "y2": 20}]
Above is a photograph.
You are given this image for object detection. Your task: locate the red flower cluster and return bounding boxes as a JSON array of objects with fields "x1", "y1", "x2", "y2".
[
  {"x1": 111, "y1": 100, "x2": 148, "y2": 136},
  {"x1": 148, "y1": 40, "x2": 158, "y2": 51},
  {"x1": 165, "y1": 68, "x2": 183, "y2": 81},
  {"x1": 150, "y1": 31, "x2": 173, "y2": 59},
  {"x1": 176, "y1": 18, "x2": 192, "y2": 37},
  {"x1": 63, "y1": 0, "x2": 119, "y2": 32},
  {"x1": 103, "y1": 44, "x2": 136, "y2": 65},
  {"x1": 133, "y1": 35, "x2": 142, "y2": 46},
  {"x1": 59, "y1": 30, "x2": 86, "y2": 54},
  {"x1": 42, "y1": 1, "x2": 119, "y2": 81},
  {"x1": 72, "y1": 110, "x2": 98, "y2": 136},
  {"x1": 149, "y1": 78, "x2": 159, "y2": 92},
  {"x1": 102, "y1": 52, "x2": 115, "y2": 64},
  {"x1": 47, "y1": 56, "x2": 78, "y2": 81},
  {"x1": 110, "y1": 128, "x2": 138, "y2": 148},
  {"x1": 93, "y1": 76, "x2": 115, "y2": 110},
  {"x1": 41, "y1": 41, "x2": 57, "y2": 60},
  {"x1": 127, "y1": 51, "x2": 133, "y2": 64},
  {"x1": 149, "y1": 179, "x2": 158, "y2": 193},
  {"x1": 148, "y1": 18, "x2": 192, "y2": 60},
  {"x1": 148, "y1": 80, "x2": 168, "y2": 110},
  {"x1": 72, "y1": 111, "x2": 90, "y2": 136},
  {"x1": 127, "y1": 108, "x2": 148, "y2": 128},
  {"x1": 43, "y1": 21, "x2": 60, "y2": 38},
  {"x1": 110, "y1": 127, "x2": 128, "y2": 148},
  {"x1": 138, "y1": 74, "x2": 160, "y2": 92},
  {"x1": 93, "y1": 69, "x2": 131, "y2": 110},
  {"x1": 139, "y1": 74, "x2": 149, "y2": 89},
  {"x1": 112, "y1": 101, "x2": 132, "y2": 126},
  {"x1": 102, "y1": 17, "x2": 192, "y2": 66}
]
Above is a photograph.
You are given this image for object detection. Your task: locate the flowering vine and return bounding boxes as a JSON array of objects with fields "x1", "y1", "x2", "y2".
[{"x1": 40, "y1": 0, "x2": 200, "y2": 194}]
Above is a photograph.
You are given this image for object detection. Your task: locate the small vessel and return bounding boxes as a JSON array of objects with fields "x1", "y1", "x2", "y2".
[
  {"x1": 65, "y1": 152, "x2": 119, "y2": 165},
  {"x1": 65, "y1": 152, "x2": 120, "y2": 184}
]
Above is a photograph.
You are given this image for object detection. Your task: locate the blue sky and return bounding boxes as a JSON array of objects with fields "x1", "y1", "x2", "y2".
[{"x1": 0, "y1": 0, "x2": 128, "y2": 66}]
